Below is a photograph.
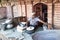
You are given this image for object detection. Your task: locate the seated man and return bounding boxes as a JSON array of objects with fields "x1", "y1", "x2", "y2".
[{"x1": 27, "y1": 14, "x2": 47, "y2": 32}]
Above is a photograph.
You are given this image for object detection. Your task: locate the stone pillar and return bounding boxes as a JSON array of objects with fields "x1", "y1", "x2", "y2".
[{"x1": 47, "y1": 3, "x2": 53, "y2": 29}]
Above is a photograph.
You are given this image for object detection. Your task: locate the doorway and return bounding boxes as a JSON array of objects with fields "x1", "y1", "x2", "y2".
[{"x1": 33, "y1": 3, "x2": 47, "y2": 26}]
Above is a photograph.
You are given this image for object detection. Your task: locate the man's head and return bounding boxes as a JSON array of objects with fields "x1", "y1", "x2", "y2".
[
  {"x1": 32, "y1": 14, "x2": 36, "y2": 19},
  {"x1": 31, "y1": 12, "x2": 36, "y2": 19}
]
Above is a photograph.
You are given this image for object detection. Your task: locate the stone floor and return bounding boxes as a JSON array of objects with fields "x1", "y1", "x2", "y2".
[
  {"x1": 32, "y1": 30, "x2": 60, "y2": 40},
  {"x1": 0, "y1": 28, "x2": 33, "y2": 40}
]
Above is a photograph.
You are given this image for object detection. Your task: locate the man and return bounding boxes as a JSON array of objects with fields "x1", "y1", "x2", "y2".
[
  {"x1": 27, "y1": 14, "x2": 47, "y2": 32},
  {"x1": 27, "y1": 14, "x2": 47, "y2": 26}
]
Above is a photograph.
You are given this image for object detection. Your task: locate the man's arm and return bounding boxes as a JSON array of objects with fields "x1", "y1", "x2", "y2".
[
  {"x1": 38, "y1": 19, "x2": 53, "y2": 29},
  {"x1": 39, "y1": 20, "x2": 47, "y2": 25},
  {"x1": 39, "y1": 20, "x2": 52, "y2": 26}
]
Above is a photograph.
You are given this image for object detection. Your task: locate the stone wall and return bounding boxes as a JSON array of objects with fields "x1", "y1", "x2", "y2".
[
  {"x1": 0, "y1": 7, "x2": 7, "y2": 19},
  {"x1": 54, "y1": 3, "x2": 60, "y2": 29},
  {"x1": 47, "y1": 3, "x2": 60, "y2": 29}
]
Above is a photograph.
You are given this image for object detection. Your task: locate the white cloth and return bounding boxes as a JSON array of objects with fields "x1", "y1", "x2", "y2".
[{"x1": 28, "y1": 17, "x2": 40, "y2": 25}]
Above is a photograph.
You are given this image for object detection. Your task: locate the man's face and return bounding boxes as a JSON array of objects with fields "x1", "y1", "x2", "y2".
[{"x1": 32, "y1": 16, "x2": 35, "y2": 19}]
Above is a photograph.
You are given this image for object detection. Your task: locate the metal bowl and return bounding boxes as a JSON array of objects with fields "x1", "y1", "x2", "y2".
[{"x1": 6, "y1": 24, "x2": 13, "y2": 29}]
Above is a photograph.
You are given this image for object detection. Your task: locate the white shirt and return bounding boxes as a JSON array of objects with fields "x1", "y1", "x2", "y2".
[{"x1": 28, "y1": 17, "x2": 40, "y2": 25}]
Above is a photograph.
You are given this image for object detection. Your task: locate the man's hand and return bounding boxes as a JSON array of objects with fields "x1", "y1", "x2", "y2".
[
  {"x1": 44, "y1": 23, "x2": 48, "y2": 25},
  {"x1": 43, "y1": 22, "x2": 52, "y2": 26},
  {"x1": 40, "y1": 20, "x2": 52, "y2": 26}
]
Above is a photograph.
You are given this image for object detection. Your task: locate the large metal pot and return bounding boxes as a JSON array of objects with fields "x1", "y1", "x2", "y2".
[
  {"x1": 26, "y1": 26, "x2": 34, "y2": 34},
  {"x1": 6, "y1": 24, "x2": 13, "y2": 29}
]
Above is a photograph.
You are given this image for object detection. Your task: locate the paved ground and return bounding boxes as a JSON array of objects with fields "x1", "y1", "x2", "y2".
[{"x1": 32, "y1": 30, "x2": 60, "y2": 40}]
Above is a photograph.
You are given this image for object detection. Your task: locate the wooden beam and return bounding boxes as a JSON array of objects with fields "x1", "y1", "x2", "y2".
[{"x1": 52, "y1": 0, "x2": 54, "y2": 29}]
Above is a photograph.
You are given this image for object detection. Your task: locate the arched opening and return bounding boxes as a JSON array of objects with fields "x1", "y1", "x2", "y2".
[{"x1": 33, "y1": 3, "x2": 48, "y2": 26}]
